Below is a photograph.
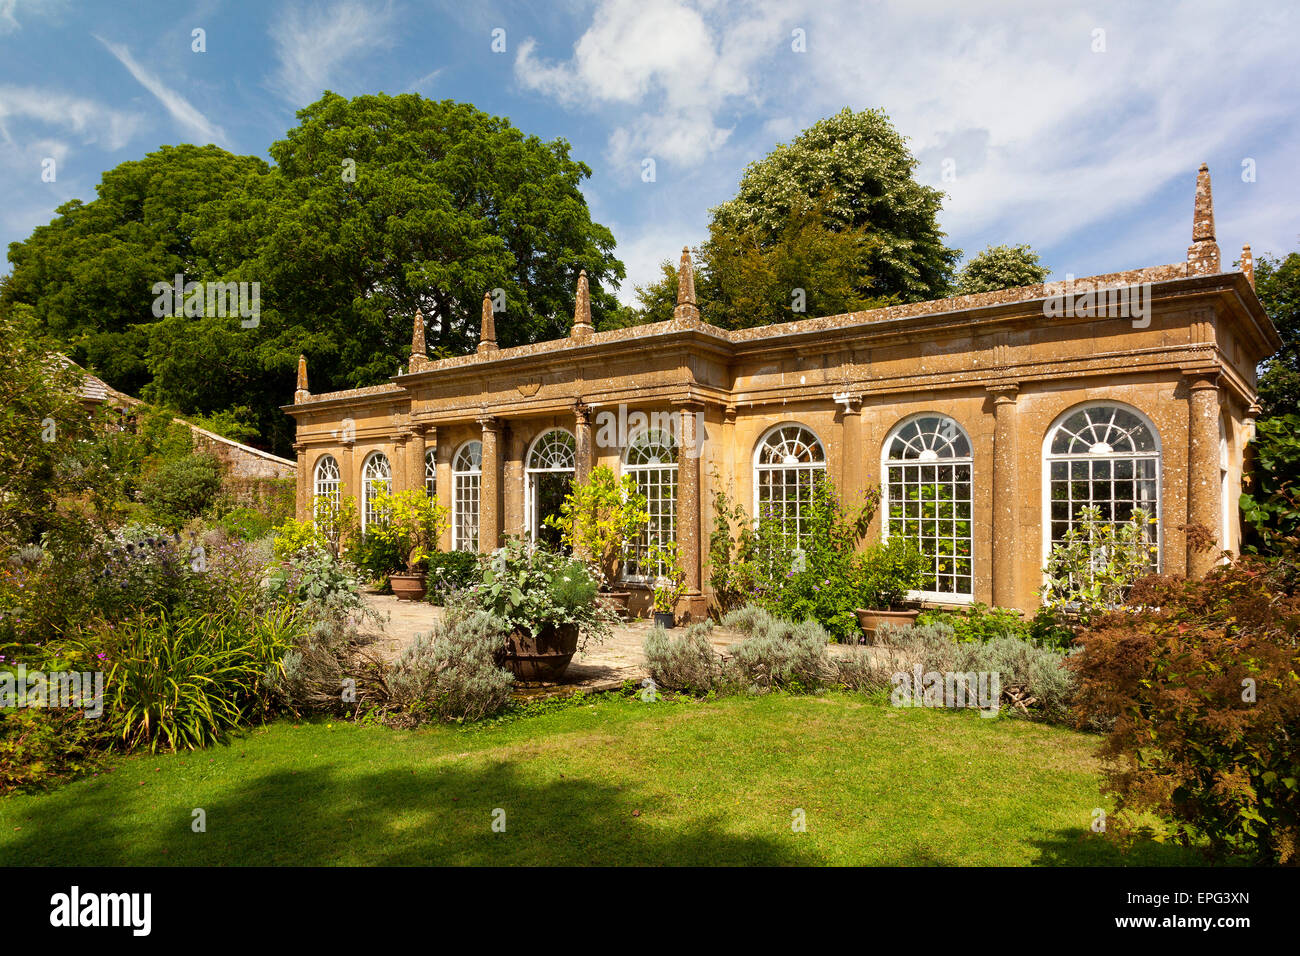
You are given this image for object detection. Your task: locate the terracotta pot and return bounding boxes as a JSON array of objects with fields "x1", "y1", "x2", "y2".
[
  {"x1": 502, "y1": 622, "x2": 580, "y2": 682},
  {"x1": 389, "y1": 572, "x2": 427, "y2": 602},
  {"x1": 854, "y1": 607, "x2": 920, "y2": 645},
  {"x1": 598, "y1": 589, "x2": 632, "y2": 620},
  {"x1": 653, "y1": 610, "x2": 676, "y2": 629}
]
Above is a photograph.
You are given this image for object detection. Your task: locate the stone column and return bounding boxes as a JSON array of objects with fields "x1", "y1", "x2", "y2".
[
  {"x1": 435, "y1": 431, "x2": 453, "y2": 552},
  {"x1": 407, "y1": 426, "x2": 427, "y2": 497},
  {"x1": 677, "y1": 403, "x2": 704, "y2": 615},
  {"x1": 574, "y1": 403, "x2": 593, "y2": 485},
  {"x1": 837, "y1": 395, "x2": 863, "y2": 505},
  {"x1": 479, "y1": 417, "x2": 501, "y2": 553},
  {"x1": 988, "y1": 384, "x2": 1019, "y2": 609},
  {"x1": 293, "y1": 443, "x2": 308, "y2": 520},
  {"x1": 339, "y1": 441, "x2": 357, "y2": 507},
  {"x1": 393, "y1": 429, "x2": 412, "y2": 493},
  {"x1": 1186, "y1": 371, "x2": 1221, "y2": 577}
]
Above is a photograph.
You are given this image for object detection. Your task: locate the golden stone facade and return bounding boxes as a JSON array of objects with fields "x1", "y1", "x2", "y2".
[{"x1": 285, "y1": 166, "x2": 1281, "y2": 619}]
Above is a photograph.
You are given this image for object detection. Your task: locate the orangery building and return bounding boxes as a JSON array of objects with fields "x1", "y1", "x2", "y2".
[{"x1": 284, "y1": 165, "x2": 1280, "y2": 620}]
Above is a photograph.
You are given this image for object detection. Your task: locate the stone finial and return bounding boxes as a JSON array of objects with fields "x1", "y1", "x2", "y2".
[
  {"x1": 571, "y1": 269, "x2": 594, "y2": 340},
  {"x1": 1242, "y1": 243, "x2": 1255, "y2": 289},
  {"x1": 409, "y1": 308, "x2": 430, "y2": 373},
  {"x1": 294, "y1": 354, "x2": 309, "y2": 403},
  {"x1": 1187, "y1": 163, "x2": 1221, "y2": 276},
  {"x1": 478, "y1": 292, "x2": 499, "y2": 353},
  {"x1": 673, "y1": 246, "x2": 700, "y2": 323}
]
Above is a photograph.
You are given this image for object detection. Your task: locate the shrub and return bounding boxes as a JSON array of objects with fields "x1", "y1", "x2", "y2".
[
  {"x1": 138, "y1": 452, "x2": 224, "y2": 527},
  {"x1": 546, "y1": 465, "x2": 647, "y2": 587},
  {"x1": 386, "y1": 611, "x2": 515, "y2": 723},
  {"x1": 1070, "y1": 556, "x2": 1300, "y2": 864},
  {"x1": 350, "y1": 529, "x2": 405, "y2": 583},
  {"x1": 859, "y1": 536, "x2": 928, "y2": 611},
  {"x1": 708, "y1": 475, "x2": 883, "y2": 641},
  {"x1": 363, "y1": 487, "x2": 448, "y2": 572},
  {"x1": 74, "y1": 606, "x2": 302, "y2": 752},
  {"x1": 1041, "y1": 506, "x2": 1157, "y2": 624},
  {"x1": 721, "y1": 606, "x2": 831, "y2": 692},
  {"x1": 875, "y1": 619, "x2": 1078, "y2": 722},
  {"x1": 272, "y1": 611, "x2": 374, "y2": 718},
  {"x1": 832, "y1": 646, "x2": 893, "y2": 693},
  {"x1": 644, "y1": 622, "x2": 731, "y2": 695},
  {"x1": 916, "y1": 602, "x2": 1032, "y2": 644},
  {"x1": 272, "y1": 516, "x2": 329, "y2": 561},
  {"x1": 1240, "y1": 414, "x2": 1300, "y2": 554},
  {"x1": 0, "y1": 708, "x2": 116, "y2": 795},
  {"x1": 470, "y1": 538, "x2": 614, "y2": 650},
  {"x1": 264, "y1": 547, "x2": 366, "y2": 614},
  {"x1": 216, "y1": 506, "x2": 274, "y2": 541},
  {"x1": 424, "y1": 550, "x2": 481, "y2": 605}
]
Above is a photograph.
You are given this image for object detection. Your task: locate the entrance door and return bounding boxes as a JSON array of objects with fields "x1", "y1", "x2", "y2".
[{"x1": 531, "y1": 471, "x2": 571, "y2": 551}]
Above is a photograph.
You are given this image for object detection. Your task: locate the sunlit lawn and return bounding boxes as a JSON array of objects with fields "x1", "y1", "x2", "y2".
[{"x1": 0, "y1": 691, "x2": 1203, "y2": 866}]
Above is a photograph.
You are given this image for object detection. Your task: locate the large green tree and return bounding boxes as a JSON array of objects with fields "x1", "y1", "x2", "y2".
[
  {"x1": 2, "y1": 145, "x2": 269, "y2": 396},
  {"x1": 955, "y1": 244, "x2": 1049, "y2": 295},
  {"x1": 1256, "y1": 251, "x2": 1300, "y2": 419},
  {"x1": 710, "y1": 107, "x2": 959, "y2": 303}
]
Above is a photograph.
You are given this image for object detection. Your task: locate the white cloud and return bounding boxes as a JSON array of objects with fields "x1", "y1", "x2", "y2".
[
  {"x1": 95, "y1": 35, "x2": 227, "y2": 146},
  {"x1": 0, "y1": 85, "x2": 141, "y2": 150},
  {"x1": 515, "y1": 0, "x2": 790, "y2": 167},
  {"x1": 0, "y1": 0, "x2": 67, "y2": 35},
  {"x1": 269, "y1": 0, "x2": 397, "y2": 108}
]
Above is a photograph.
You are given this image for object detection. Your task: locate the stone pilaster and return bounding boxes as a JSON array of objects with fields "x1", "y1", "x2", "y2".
[
  {"x1": 1186, "y1": 371, "x2": 1222, "y2": 576},
  {"x1": 677, "y1": 403, "x2": 704, "y2": 619},
  {"x1": 407, "y1": 426, "x2": 427, "y2": 497},
  {"x1": 435, "y1": 433, "x2": 453, "y2": 552},
  {"x1": 479, "y1": 416, "x2": 501, "y2": 553},
  {"x1": 988, "y1": 383, "x2": 1019, "y2": 609},
  {"x1": 293, "y1": 442, "x2": 308, "y2": 520},
  {"x1": 574, "y1": 403, "x2": 593, "y2": 485}
]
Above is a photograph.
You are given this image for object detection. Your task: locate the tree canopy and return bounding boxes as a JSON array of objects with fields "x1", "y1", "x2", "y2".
[
  {"x1": 955, "y1": 244, "x2": 1050, "y2": 295},
  {"x1": 1255, "y1": 251, "x2": 1300, "y2": 419},
  {"x1": 2, "y1": 93, "x2": 625, "y2": 455}
]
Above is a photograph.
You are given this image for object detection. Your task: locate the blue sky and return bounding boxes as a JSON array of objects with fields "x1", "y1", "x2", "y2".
[{"x1": 2, "y1": 0, "x2": 1298, "y2": 304}]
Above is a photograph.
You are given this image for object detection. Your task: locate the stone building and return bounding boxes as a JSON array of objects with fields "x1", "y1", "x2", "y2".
[{"x1": 284, "y1": 165, "x2": 1280, "y2": 619}]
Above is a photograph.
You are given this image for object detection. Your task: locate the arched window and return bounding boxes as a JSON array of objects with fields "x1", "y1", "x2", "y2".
[
  {"x1": 883, "y1": 415, "x2": 973, "y2": 600},
  {"x1": 452, "y1": 441, "x2": 481, "y2": 552},
  {"x1": 753, "y1": 424, "x2": 826, "y2": 547},
  {"x1": 525, "y1": 429, "x2": 576, "y2": 549},
  {"x1": 361, "y1": 452, "x2": 392, "y2": 531},
  {"x1": 623, "y1": 429, "x2": 678, "y2": 578},
  {"x1": 1045, "y1": 403, "x2": 1160, "y2": 564},
  {"x1": 313, "y1": 454, "x2": 340, "y2": 506},
  {"x1": 425, "y1": 447, "x2": 437, "y2": 500}
]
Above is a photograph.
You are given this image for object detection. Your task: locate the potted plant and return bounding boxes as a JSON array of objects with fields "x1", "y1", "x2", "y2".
[
  {"x1": 368, "y1": 487, "x2": 449, "y2": 601},
  {"x1": 545, "y1": 465, "x2": 648, "y2": 619},
  {"x1": 647, "y1": 540, "x2": 685, "y2": 628},
  {"x1": 854, "y1": 536, "x2": 928, "y2": 643},
  {"x1": 472, "y1": 538, "x2": 616, "y2": 681}
]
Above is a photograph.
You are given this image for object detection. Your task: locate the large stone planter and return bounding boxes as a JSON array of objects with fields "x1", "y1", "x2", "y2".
[
  {"x1": 854, "y1": 607, "x2": 920, "y2": 645},
  {"x1": 502, "y1": 622, "x2": 580, "y2": 682},
  {"x1": 389, "y1": 572, "x2": 427, "y2": 602}
]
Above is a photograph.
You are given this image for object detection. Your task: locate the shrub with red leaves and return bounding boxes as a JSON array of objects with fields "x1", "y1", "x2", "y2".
[{"x1": 1069, "y1": 554, "x2": 1300, "y2": 864}]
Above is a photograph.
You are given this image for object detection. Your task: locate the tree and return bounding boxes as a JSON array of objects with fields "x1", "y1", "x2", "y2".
[
  {"x1": 955, "y1": 244, "x2": 1049, "y2": 295},
  {"x1": 207, "y1": 92, "x2": 625, "y2": 393},
  {"x1": 2, "y1": 145, "x2": 269, "y2": 397},
  {"x1": 709, "y1": 107, "x2": 959, "y2": 303},
  {"x1": 1255, "y1": 250, "x2": 1300, "y2": 419}
]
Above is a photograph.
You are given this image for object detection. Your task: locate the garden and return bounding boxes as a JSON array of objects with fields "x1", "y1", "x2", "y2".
[{"x1": 3, "y1": 309, "x2": 1298, "y2": 866}]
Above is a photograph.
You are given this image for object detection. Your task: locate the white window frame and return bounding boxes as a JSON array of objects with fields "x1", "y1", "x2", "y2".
[
  {"x1": 882, "y1": 413, "x2": 975, "y2": 604},
  {"x1": 1041, "y1": 401, "x2": 1162, "y2": 578},
  {"x1": 621, "y1": 428, "x2": 678, "y2": 581},
  {"x1": 524, "y1": 428, "x2": 576, "y2": 543},
  {"x1": 752, "y1": 422, "x2": 827, "y2": 550},
  {"x1": 452, "y1": 440, "x2": 482, "y2": 552},
  {"x1": 361, "y1": 451, "x2": 392, "y2": 532},
  {"x1": 425, "y1": 447, "x2": 437, "y2": 500}
]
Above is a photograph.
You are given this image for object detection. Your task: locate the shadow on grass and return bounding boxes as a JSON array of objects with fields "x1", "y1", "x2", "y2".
[
  {"x1": 1029, "y1": 829, "x2": 1217, "y2": 867},
  {"x1": 2, "y1": 758, "x2": 819, "y2": 866}
]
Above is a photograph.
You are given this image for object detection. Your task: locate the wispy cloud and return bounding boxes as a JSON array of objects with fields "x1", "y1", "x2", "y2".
[
  {"x1": 269, "y1": 0, "x2": 397, "y2": 108},
  {"x1": 0, "y1": 84, "x2": 141, "y2": 149},
  {"x1": 94, "y1": 35, "x2": 227, "y2": 146}
]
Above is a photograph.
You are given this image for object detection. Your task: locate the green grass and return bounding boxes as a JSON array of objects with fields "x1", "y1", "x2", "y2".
[{"x1": 0, "y1": 692, "x2": 1204, "y2": 866}]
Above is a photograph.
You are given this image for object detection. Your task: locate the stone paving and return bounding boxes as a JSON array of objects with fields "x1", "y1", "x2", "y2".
[{"x1": 359, "y1": 591, "x2": 901, "y2": 697}]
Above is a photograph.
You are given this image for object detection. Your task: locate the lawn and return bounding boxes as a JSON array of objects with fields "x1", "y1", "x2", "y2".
[{"x1": 0, "y1": 691, "x2": 1202, "y2": 866}]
